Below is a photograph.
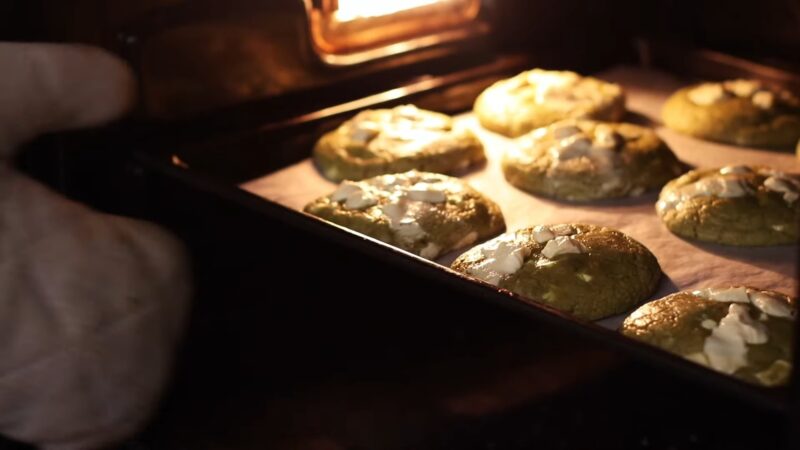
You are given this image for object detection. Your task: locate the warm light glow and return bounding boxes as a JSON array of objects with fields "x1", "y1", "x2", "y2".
[
  {"x1": 334, "y1": 0, "x2": 444, "y2": 21},
  {"x1": 307, "y1": 0, "x2": 485, "y2": 65}
]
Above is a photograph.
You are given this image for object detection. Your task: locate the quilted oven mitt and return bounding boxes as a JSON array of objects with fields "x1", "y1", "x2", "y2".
[{"x1": 0, "y1": 43, "x2": 191, "y2": 449}]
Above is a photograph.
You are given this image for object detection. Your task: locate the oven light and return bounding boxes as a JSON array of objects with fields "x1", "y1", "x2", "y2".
[
  {"x1": 334, "y1": 0, "x2": 445, "y2": 22},
  {"x1": 306, "y1": 0, "x2": 486, "y2": 65}
]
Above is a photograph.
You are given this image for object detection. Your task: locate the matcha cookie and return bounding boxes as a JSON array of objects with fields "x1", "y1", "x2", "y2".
[
  {"x1": 622, "y1": 287, "x2": 796, "y2": 387},
  {"x1": 474, "y1": 69, "x2": 626, "y2": 138},
  {"x1": 304, "y1": 171, "x2": 505, "y2": 259},
  {"x1": 662, "y1": 79, "x2": 800, "y2": 149},
  {"x1": 656, "y1": 166, "x2": 800, "y2": 245},
  {"x1": 451, "y1": 224, "x2": 661, "y2": 320},
  {"x1": 313, "y1": 105, "x2": 485, "y2": 181},
  {"x1": 503, "y1": 120, "x2": 684, "y2": 201}
]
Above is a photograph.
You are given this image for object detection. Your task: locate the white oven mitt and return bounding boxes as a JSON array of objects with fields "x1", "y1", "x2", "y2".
[{"x1": 0, "y1": 43, "x2": 191, "y2": 449}]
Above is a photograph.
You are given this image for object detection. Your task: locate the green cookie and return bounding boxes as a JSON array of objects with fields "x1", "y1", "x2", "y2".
[
  {"x1": 503, "y1": 119, "x2": 684, "y2": 201},
  {"x1": 662, "y1": 79, "x2": 800, "y2": 149},
  {"x1": 304, "y1": 171, "x2": 505, "y2": 259},
  {"x1": 451, "y1": 224, "x2": 661, "y2": 320},
  {"x1": 622, "y1": 287, "x2": 796, "y2": 387},
  {"x1": 656, "y1": 166, "x2": 800, "y2": 246},
  {"x1": 474, "y1": 69, "x2": 626, "y2": 138},
  {"x1": 313, "y1": 105, "x2": 485, "y2": 182}
]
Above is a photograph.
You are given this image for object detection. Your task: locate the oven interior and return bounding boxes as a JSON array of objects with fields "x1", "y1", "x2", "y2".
[{"x1": 7, "y1": 0, "x2": 800, "y2": 449}]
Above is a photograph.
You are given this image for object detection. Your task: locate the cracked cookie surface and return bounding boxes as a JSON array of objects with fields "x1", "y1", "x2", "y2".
[
  {"x1": 622, "y1": 287, "x2": 796, "y2": 386},
  {"x1": 313, "y1": 105, "x2": 485, "y2": 182},
  {"x1": 451, "y1": 224, "x2": 661, "y2": 320},
  {"x1": 662, "y1": 79, "x2": 800, "y2": 149},
  {"x1": 656, "y1": 166, "x2": 800, "y2": 245},
  {"x1": 474, "y1": 69, "x2": 626, "y2": 138},
  {"x1": 503, "y1": 119, "x2": 683, "y2": 201},
  {"x1": 304, "y1": 171, "x2": 505, "y2": 259}
]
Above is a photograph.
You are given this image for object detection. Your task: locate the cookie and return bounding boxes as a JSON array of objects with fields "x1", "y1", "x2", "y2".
[
  {"x1": 304, "y1": 171, "x2": 505, "y2": 259},
  {"x1": 313, "y1": 105, "x2": 485, "y2": 181},
  {"x1": 622, "y1": 287, "x2": 796, "y2": 387},
  {"x1": 656, "y1": 165, "x2": 800, "y2": 246},
  {"x1": 474, "y1": 69, "x2": 626, "y2": 138},
  {"x1": 502, "y1": 120, "x2": 684, "y2": 201},
  {"x1": 451, "y1": 224, "x2": 661, "y2": 320},
  {"x1": 662, "y1": 79, "x2": 800, "y2": 149}
]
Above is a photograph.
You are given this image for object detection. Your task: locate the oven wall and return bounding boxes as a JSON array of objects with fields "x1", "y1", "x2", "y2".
[
  {"x1": 27, "y1": 0, "x2": 638, "y2": 120},
  {"x1": 17, "y1": 0, "x2": 800, "y2": 120},
  {"x1": 640, "y1": 0, "x2": 800, "y2": 64},
  {"x1": 0, "y1": 0, "x2": 800, "y2": 125}
]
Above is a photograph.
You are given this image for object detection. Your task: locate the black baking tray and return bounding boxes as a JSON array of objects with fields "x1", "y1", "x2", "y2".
[{"x1": 132, "y1": 42, "x2": 800, "y2": 424}]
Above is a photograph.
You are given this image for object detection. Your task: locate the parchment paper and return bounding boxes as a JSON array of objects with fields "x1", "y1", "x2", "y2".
[{"x1": 241, "y1": 66, "x2": 799, "y2": 329}]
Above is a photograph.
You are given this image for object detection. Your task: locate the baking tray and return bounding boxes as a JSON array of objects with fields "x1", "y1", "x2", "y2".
[
  {"x1": 242, "y1": 64, "x2": 797, "y2": 324},
  {"x1": 135, "y1": 50, "x2": 800, "y2": 416}
]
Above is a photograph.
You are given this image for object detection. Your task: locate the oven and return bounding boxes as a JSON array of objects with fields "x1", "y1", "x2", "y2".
[{"x1": 10, "y1": 0, "x2": 800, "y2": 449}]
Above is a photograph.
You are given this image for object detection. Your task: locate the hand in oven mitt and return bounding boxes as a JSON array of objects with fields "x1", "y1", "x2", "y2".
[{"x1": 0, "y1": 43, "x2": 191, "y2": 449}]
